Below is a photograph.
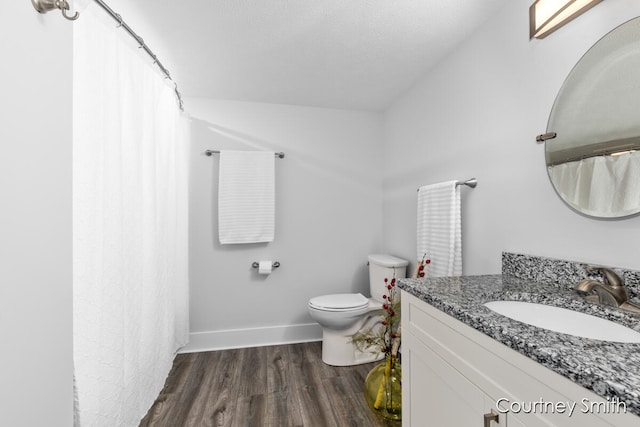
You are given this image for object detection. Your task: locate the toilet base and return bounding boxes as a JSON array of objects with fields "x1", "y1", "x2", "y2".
[{"x1": 320, "y1": 320, "x2": 385, "y2": 366}]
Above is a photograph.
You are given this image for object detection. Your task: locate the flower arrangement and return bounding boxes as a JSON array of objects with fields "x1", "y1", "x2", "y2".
[
  {"x1": 351, "y1": 256, "x2": 431, "y2": 421},
  {"x1": 351, "y1": 274, "x2": 401, "y2": 358},
  {"x1": 414, "y1": 253, "x2": 431, "y2": 278},
  {"x1": 351, "y1": 254, "x2": 431, "y2": 357},
  {"x1": 351, "y1": 272, "x2": 402, "y2": 419}
]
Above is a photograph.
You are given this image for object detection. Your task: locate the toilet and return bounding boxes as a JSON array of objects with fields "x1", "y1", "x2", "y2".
[{"x1": 308, "y1": 254, "x2": 408, "y2": 366}]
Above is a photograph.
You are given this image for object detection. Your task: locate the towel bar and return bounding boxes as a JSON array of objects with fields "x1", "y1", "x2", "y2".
[
  {"x1": 416, "y1": 178, "x2": 478, "y2": 192},
  {"x1": 456, "y1": 178, "x2": 477, "y2": 188},
  {"x1": 251, "y1": 261, "x2": 280, "y2": 269},
  {"x1": 206, "y1": 150, "x2": 285, "y2": 159}
]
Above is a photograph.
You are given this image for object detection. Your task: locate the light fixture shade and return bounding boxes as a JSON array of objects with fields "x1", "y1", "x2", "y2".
[{"x1": 530, "y1": 0, "x2": 603, "y2": 39}]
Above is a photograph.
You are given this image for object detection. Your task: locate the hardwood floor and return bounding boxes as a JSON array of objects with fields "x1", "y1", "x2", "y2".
[{"x1": 139, "y1": 341, "x2": 400, "y2": 427}]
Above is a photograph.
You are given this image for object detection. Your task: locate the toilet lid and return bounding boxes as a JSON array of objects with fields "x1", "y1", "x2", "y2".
[{"x1": 309, "y1": 293, "x2": 369, "y2": 311}]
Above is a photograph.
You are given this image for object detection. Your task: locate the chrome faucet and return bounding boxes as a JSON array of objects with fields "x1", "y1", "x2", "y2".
[{"x1": 575, "y1": 265, "x2": 640, "y2": 313}]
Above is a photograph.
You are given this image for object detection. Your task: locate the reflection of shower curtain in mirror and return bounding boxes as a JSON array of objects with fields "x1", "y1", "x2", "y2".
[
  {"x1": 73, "y1": 4, "x2": 189, "y2": 426},
  {"x1": 548, "y1": 152, "x2": 640, "y2": 217}
]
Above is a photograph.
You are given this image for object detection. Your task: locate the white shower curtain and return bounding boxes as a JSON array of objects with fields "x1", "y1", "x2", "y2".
[
  {"x1": 548, "y1": 152, "x2": 640, "y2": 217},
  {"x1": 73, "y1": 4, "x2": 189, "y2": 426}
]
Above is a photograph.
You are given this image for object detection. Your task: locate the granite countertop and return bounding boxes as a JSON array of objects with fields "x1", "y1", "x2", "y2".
[{"x1": 398, "y1": 274, "x2": 640, "y2": 417}]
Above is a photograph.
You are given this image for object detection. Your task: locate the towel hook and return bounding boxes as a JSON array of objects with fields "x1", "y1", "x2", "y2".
[{"x1": 32, "y1": 0, "x2": 79, "y2": 21}]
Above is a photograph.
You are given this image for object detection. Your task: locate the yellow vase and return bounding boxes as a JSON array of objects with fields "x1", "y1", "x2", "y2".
[{"x1": 364, "y1": 355, "x2": 402, "y2": 421}]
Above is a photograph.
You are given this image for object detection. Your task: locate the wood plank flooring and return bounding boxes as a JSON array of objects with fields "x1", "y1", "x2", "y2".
[{"x1": 139, "y1": 341, "x2": 400, "y2": 427}]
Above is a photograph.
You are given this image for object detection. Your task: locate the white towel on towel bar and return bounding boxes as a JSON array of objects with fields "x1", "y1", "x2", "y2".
[
  {"x1": 218, "y1": 150, "x2": 275, "y2": 244},
  {"x1": 417, "y1": 181, "x2": 462, "y2": 277}
]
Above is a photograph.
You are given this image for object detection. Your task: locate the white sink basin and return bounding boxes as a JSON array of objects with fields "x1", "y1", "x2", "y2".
[{"x1": 484, "y1": 300, "x2": 640, "y2": 343}]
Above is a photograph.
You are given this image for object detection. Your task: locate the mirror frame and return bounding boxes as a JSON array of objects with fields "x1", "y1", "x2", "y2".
[{"x1": 542, "y1": 16, "x2": 640, "y2": 219}]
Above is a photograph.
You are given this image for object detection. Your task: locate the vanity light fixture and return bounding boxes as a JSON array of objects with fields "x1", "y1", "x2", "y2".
[{"x1": 530, "y1": 0, "x2": 603, "y2": 39}]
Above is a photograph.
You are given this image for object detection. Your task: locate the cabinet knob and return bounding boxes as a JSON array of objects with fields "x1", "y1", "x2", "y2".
[{"x1": 483, "y1": 410, "x2": 499, "y2": 427}]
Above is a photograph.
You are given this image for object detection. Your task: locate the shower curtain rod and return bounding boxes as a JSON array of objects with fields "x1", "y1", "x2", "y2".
[
  {"x1": 32, "y1": 0, "x2": 184, "y2": 111},
  {"x1": 92, "y1": 0, "x2": 184, "y2": 111}
]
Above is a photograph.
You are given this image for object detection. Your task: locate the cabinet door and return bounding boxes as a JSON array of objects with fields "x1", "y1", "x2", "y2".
[{"x1": 405, "y1": 330, "x2": 506, "y2": 427}]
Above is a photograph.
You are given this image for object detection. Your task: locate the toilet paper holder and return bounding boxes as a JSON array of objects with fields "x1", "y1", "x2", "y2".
[{"x1": 252, "y1": 261, "x2": 280, "y2": 269}]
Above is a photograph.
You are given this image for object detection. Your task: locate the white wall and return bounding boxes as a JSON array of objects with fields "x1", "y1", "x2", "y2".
[
  {"x1": 382, "y1": 0, "x2": 640, "y2": 275},
  {"x1": 0, "y1": 3, "x2": 73, "y2": 426},
  {"x1": 182, "y1": 99, "x2": 383, "y2": 351}
]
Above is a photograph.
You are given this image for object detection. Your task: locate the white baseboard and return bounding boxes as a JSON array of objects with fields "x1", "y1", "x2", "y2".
[{"x1": 178, "y1": 322, "x2": 323, "y2": 353}]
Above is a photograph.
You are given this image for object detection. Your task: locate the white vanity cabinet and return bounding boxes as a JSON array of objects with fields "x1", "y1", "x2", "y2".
[
  {"x1": 401, "y1": 291, "x2": 638, "y2": 427},
  {"x1": 407, "y1": 334, "x2": 509, "y2": 427}
]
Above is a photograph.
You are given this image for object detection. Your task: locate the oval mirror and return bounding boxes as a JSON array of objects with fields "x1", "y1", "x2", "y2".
[{"x1": 544, "y1": 16, "x2": 640, "y2": 218}]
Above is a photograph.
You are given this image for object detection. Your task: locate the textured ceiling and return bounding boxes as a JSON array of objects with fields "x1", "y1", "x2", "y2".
[{"x1": 103, "y1": 0, "x2": 509, "y2": 111}]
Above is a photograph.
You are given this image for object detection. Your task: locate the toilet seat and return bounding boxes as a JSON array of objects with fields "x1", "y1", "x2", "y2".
[{"x1": 308, "y1": 293, "x2": 369, "y2": 312}]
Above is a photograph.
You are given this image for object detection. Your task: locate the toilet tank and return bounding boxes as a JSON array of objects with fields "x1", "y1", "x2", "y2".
[{"x1": 367, "y1": 254, "x2": 409, "y2": 302}]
